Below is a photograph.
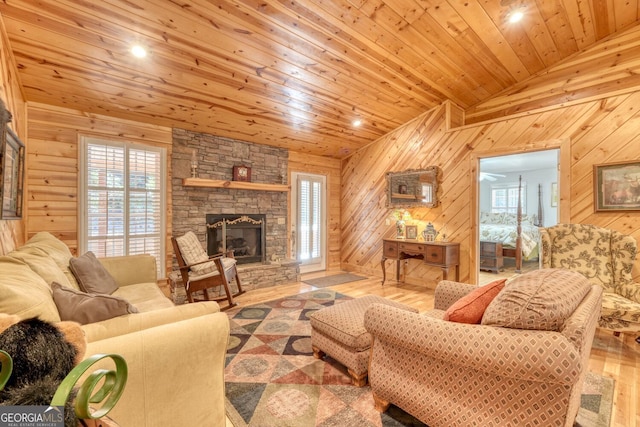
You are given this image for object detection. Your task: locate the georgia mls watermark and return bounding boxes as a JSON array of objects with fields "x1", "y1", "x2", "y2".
[{"x1": 0, "y1": 406, "x2": 64, "y2": 427}]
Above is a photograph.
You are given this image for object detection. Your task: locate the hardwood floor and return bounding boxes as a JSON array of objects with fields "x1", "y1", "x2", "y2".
[
  {"x1": 478, "y1": 258, "x2": 539, "y2": 285},
  {"x1": 229, "y1": 270, "x2": 639, "y2": 427}
]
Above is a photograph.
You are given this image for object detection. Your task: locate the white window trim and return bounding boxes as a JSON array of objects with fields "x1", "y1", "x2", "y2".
[{"x1": 78, "y1": 136, "x2": 167, "y2": 274}]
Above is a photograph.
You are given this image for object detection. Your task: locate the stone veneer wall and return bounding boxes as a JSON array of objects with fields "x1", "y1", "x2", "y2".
[{"x1": 171, "y1": 128, "x2": 299, "y2": 290}]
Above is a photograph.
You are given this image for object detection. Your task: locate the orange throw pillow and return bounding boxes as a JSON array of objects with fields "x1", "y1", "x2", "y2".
[{"x1": 443, "y1": 279, "x2": 507, "y2": 324}]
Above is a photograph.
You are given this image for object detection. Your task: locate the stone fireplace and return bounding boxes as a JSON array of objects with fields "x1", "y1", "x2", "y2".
[
  {"x1": 206, "y1": 214, "x2": 266, "y2": 264},
  {"x1": 171, "y1": 128, "x2": 300, "y2": 291}
]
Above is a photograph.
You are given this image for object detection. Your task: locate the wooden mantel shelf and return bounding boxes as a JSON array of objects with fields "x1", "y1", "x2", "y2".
[{"x1": 182, "y1": 178, "x2": 290, "y2": 192}]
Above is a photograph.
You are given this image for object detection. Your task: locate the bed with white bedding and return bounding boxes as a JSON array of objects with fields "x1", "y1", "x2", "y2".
[{"x1": 479, "y1": 212, "x2": 540, "y2": 261}]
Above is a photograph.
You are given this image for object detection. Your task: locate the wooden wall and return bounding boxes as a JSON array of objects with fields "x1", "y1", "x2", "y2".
[
  {"x1": 288, "y1": 151, "x2": 342, "y2": 270},
  {"x1": 341, "y1": 25, "x2": 640, "y2": 286},
  {"x1": 341, "y1": 96, "x2": 640, "y2": 286},
  {"x1": 465, "y1": 25, "x2": 640, "y2": 125},
  {"x1": 21, "y1": 102, "x2": 339, "y2": 278},
  {"x1": 0, "y1": 14, "x2": 26, "y2": 254},
  {"x1": 25, "y1": 103, "x2": 173, "y2": 271}
]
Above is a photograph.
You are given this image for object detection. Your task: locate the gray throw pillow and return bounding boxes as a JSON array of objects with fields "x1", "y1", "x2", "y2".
[
  {"x1": 69, "y1": 251, "x2": 119, "y2": 295},
  {"x1": 51, "y1": 282, "x2": 138, "y2": 325}
]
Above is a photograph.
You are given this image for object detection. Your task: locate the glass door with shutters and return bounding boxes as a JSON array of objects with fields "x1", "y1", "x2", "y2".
[{"x1": 292, "y1": 172, "x2": 326, "y2": 273}]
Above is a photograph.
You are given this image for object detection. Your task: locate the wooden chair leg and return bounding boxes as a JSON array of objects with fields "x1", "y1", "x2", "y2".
[
  {"x1": 372, "y1": 391, "x2": 390, "y2": 413},
  {"x1": 225, "y1": 266, "x2": 245, "y2": 297},
  {"x1": 219, "y1": 279, "x2": 237, "y2": 310},
  {"x1": 348, "y1": 368, "x2": 368, "y2": 387},
  {"x1": 312, "y1": 345, "x2": 325, "y2": 359},
  {"x1": 233, "y1": 270, "x2": 245, "y2": 296}
]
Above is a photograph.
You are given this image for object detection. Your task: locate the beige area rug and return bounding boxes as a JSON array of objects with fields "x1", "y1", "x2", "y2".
[
  {"x1": 224, "y1": 290, "x2": 614, "y2": 427},
  {"x1": 302, "y1": 273, "x2": 367, "y2": 288}
]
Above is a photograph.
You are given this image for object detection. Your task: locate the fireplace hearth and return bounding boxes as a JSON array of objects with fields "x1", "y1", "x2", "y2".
[{"x1": 206, "y1": 214, "x2": 266, "y2": 264}]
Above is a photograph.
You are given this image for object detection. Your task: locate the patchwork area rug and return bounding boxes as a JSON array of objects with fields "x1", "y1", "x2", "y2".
[
  {"x1": 225, "y1": 290, "x2": 614, "y2": 427},
  {"x1": 302, "y1": 273, "x2": 367, "y2": 288}
]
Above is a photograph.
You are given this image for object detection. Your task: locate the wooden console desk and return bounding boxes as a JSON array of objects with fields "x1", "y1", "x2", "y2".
[{"x1": 381, "y1": 238, "x2": 460, "y2": 285}]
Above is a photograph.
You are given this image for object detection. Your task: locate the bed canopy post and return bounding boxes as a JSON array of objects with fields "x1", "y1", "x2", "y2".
[
  {"x1": 515, "y1": 175, "x2": 523, "y2": 273},
  {"x1": 536, "y1": 184, "x2": 543, "y2": 227}
]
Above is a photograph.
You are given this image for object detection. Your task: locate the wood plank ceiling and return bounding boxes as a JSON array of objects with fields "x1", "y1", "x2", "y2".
[{"x1": 1, "y1": 0, "x2": 639, "y2": 158}]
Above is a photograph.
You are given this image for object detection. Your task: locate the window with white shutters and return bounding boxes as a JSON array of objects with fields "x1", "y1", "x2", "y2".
[
  {"x1": 491, "y1": 182, "x2": 526, "y2": 214},
  {"x1": 80, "y1": 137, "x2": 166, "y2": 274}
]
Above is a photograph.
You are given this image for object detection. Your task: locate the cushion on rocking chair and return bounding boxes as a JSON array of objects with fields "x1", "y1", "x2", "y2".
[{"x1": 175, "y1": 231, "x2": 237, "y2": 276}]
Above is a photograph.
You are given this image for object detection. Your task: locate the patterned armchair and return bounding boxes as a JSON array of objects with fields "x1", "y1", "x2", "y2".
[
  {"x1": 540, "y1": 223, "x2": 640, "y2": 335},
  {"x1": 364, "y1": 270, "x2": 602, "y2": 427}
]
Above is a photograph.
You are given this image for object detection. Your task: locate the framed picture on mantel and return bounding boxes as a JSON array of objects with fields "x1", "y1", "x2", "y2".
[{"x1": 233, "y1": 165, "x2": 251, "y2": 182}]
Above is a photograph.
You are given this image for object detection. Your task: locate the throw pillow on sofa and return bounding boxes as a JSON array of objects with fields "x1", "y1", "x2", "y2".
[
  {"x1": 0, "y1": 256, "x2": 61, "y2": 322},
  {"x1": 51, "y1": 282, "x2": 138, "y2": 325},
  {"x1": 481, "y1": 268, "x2": 591, "y2": 331},
  {"x1": 23, "y1": 231, "x2": 81, "y2": 290},
  {"x1": 69, "y1": 251, "x2": 119, "y2": 295},
  {"x1": 443, "y1": 278, "x2": 506, "y2": 324}
]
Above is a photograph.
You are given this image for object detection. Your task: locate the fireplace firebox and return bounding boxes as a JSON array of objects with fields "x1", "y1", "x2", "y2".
[{"x1": 206, "y1": 214, "x2": 266, "y2": 264}]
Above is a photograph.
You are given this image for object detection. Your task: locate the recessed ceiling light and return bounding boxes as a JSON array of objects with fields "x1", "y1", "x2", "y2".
[
  {"x1": 352, "y1": 119, "x2": 362, "y2": 127},
  {"x1": 508, "y1": 10, "x2": 524, "y2": 23},
  {"x1": 131, "y1": 45, "x2": 147, "y2": 58}
]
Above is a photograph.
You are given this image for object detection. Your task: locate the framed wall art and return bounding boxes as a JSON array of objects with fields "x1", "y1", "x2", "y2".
[
  {"x1": 594, "y1": 161, "x2": 640, "y2": 212},
  {"x1": 0, "y1": 101, "x2": 24, "y2": 219},
  {"x1": 550, "y1": 182, "x2": 558, "y2": 207}
]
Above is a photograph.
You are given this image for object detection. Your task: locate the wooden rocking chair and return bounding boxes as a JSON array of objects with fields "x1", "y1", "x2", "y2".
[{"x1": 171, "y1": 231, "x2": 245, "y2": 310}]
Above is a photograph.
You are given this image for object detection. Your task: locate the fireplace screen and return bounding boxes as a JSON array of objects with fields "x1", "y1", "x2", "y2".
[{"x1": 206, "y1": 214, "x2": 266, "y2": 264}]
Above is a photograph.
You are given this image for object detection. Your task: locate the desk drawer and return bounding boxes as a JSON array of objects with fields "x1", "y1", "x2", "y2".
[
  {"x1": 398, "y1": 242, "x2": 425, "y2": 254},
  {"x1": 425, "y1": 246, "x2": 444, "y2": 264},
  {"x1": 383, "y1": 241, "x2": 398, "y2": 258}
]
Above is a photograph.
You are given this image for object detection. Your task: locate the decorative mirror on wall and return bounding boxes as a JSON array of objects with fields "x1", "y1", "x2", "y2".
[
  {"x1": 386, "y1": 167, "x2": 439, "y2": 208},
  {"x1": 0, "y1": 100, "x2": 25, "y2": 219}
]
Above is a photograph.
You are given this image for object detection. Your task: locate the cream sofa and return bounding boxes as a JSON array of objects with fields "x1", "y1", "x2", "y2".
[{"x1": 0, "y1": 232, "x2": 232, "y2": 427}]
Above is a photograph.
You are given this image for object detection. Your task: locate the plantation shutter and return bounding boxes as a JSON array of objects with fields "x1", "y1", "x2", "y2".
[
  {"x1": 297, "y1": 175, "x2": 322, "y2": 261},
  {"x1": 82, "y1": 138, "x2": 165, "y2": 274}
]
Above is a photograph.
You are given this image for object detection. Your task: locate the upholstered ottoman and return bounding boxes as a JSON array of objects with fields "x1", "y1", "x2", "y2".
[{"x1": 310, "y1": 295, "x2": 418, "y2": 386}]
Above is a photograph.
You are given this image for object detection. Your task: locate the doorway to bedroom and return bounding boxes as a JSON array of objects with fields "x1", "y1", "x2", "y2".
[{"x1": 478, "y1": 149, "x2": 559, "y2": 284}]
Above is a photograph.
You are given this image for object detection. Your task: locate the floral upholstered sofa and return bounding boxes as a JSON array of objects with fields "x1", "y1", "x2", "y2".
[
  {"x1": 0, "y1": 232, "x2": 232, "y2": 427},
  {"x1": 365, "y1": 269, "x2": 602, "y2": 427},
  {"x1": 540, "y1": 223, "x2": 640, "y2": 334}
]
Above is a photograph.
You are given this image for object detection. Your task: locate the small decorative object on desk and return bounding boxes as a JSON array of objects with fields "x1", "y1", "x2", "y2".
[
  {"x1": 405, "y1": 225, "x2": 418, "y2": 239},
  {"x1": 391, "y1": 209, "x2": 411, "y2": 239},
  {"x1": 190, "y1": 149, "x2": 199, "y2": 178},
  {"x1": 422, "y1": 222, "x2": 438, "y2": 242},
  {"x1": 233, "y1": 165, "x2": 251, "y2": 182},
  {"x1": 396, "y1": 220, "x2": 405, "y2": 239}
]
